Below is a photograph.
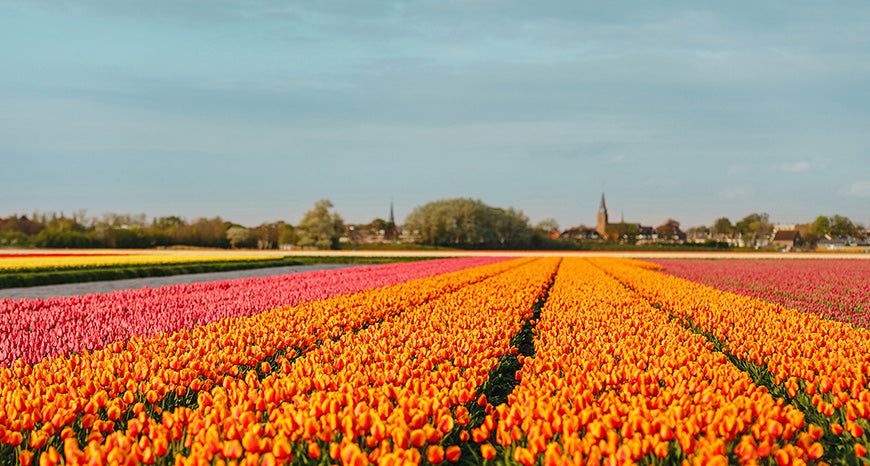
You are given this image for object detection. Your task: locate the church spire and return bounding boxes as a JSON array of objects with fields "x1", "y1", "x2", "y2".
[
  {"x1": 596, "y1": 192, "x2": 609, "y2": 237},
  {"x1": 598, "y1": 192, "x2": 607, "y2": 216}
]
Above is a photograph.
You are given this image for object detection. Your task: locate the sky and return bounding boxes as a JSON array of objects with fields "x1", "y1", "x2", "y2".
[{"x1": 2, "y1": 1, "x2": 869, "y2": 230}]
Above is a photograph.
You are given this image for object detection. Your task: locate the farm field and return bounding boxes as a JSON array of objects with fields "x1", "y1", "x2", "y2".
[
  {"x1": 652, "y1": 258, "x2": 870, "y2": 329},
  {"x1": 0, "y1": 253, "x2": 281, "y2": 273},
  {"x1": 0, "y1": 251, "x2": 447, "y2": 289},
  {"x1": 1, "y1": 255, "x2": 870, "y2": 465}
]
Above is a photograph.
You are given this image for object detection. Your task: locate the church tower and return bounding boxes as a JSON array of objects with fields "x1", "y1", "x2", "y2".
[
  {"x1": 386, "y1": 201, "x2": 398, "y2": 241},
  {"x1": 596, "y1": 192, "x2": 608, "y2": 237}
]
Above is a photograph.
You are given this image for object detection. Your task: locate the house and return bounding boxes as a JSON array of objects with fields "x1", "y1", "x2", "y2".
[
  {"x1": 771, "y1": 230, "x2": 802, "y2": 251},
  {"x1": 818, "y1": 236, "x2": 850, "y2": 250},
  {"x1": 559, "y1": 227, "x2": 601, "y2": 241}
]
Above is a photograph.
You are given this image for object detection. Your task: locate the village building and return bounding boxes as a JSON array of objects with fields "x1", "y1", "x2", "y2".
[
  {"x1": 559, "y1": 227, "x2": 602, "y2": 240},
  {"x1": 771, "y1": 230, "x2": 802, "y2": 251},
  {"x1": 560, "y1": 192, "x2": 658, "y2": 242},
  {"x1": 596, "y1": 192, "x2": 608, "y2": 237}
]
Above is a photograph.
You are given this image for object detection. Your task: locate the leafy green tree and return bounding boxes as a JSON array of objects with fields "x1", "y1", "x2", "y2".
[
  {"x1": 811, "y1": 216, "x2": 831, "y2": 236},
  {"x1": 535, "y1": 218, "x2": 560, "y2": 235},
  {"x1": 297, "y1": 200, "x2": 345, "y2": 250},
  {"x1": 655, "y1": 219, "x2": 682, "y2": 240},
  {"x1": 711, "y1": 217, "x2": 734, "y2": 236},
  {"x1": 735, "y1": 213, "x2": 772, "y2": 236},
  {"x1": 831, "y1": 214, "x2": 858, "y2": 237},
  {"x1": 606, "y1": 222, "x2": 640, "y2": 242},
  {"x1": 278, "y1": 224, "x2": 298, "y2": 247},
  {"x1": 368, "y1": 218, "x2": 388, "y2": 234},
  {"x1": 404, "y1": 198, "x2": 534, "y2": 249},
  {"x1": 734, "y1": 213, "x2": 771, "y2": 247}
]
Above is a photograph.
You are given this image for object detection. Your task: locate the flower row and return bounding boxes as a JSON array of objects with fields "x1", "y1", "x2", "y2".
[
  {"x1": 0, "y1": 253, "x2": 278, "y2": 273},
  {"x1": 475, "y1": 257, "x2": 821, "y2": 465},
  {"x1": 71, "y1": 257, "x2": 559, "y2": 466},
  {"x1": 593, "y1": 256, "x2": 870, "y2": 462},
  {"x1": 0, "y1": 257, "x2": 529, "y2": 461},
  {"x1": 0, "y1": 257, "x2": 505, "y2": 366},
  {"x1": 653, "y1": 259, "x2": 870, "y2": 328}
]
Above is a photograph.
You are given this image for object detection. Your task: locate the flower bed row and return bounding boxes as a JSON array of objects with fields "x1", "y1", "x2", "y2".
[
  {"x1": 0, "y1": 254, "x2": 132, "y2": 259},
  {"x1": 0, "y1": 253, "x2": 280, "y2": 274},
  {"x1": 83, "y1": 257, "x2": 558, "y2": 466},
  {"x1": 473, "y1": 257, "x2": 820, "y2": 465},
  {"x1": 653, "y1": 259, "x2": 870, "y2": 328},
  {"x1": 0, "y1": 257, "x2": 529, "y2": 463},
  {"x1": 0, "y1": 257, "x2": 505, "y2": 366},
  {"x1": 593, "y1": 256, "x2": 870, "y2": 462}
]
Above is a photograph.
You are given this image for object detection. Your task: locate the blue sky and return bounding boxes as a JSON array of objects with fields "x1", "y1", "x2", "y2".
[{"x1": 2, "y1": 1, "x2": 868, "y2": 229}]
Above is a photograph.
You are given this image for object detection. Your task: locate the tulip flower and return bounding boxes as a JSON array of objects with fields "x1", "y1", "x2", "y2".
[{"x1": 653, "y1": 258, "x2": 870, "y2": 328}]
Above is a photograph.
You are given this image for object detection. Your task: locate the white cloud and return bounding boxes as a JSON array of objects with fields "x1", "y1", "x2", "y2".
[
  {"x1": 727, "y1": 164, "x2": 743, "y2": 175},
  {"x1": 781, "y1": 161, "x2": 811, "y2": 172},
  {"x1": 842, "y1": 180, "x2": 870, "y2": 198}
]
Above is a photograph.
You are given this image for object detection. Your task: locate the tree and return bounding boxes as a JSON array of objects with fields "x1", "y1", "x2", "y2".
[
  {"x1": 297, "y1": 200, "x2": 345, "y2": 250},
  {"x1": 534, "y1": 218, "x2": 560, "y2": 235},
  {"x1": 735, "y1": 213, "x2": 772, "y2": 236},
  {"x1": 368, "y1": 218, "x2": 388, "y2": 236},
  {"x1": 226, "y1": 226, "x2": 251, "y2": 249},
  {"x1": 278, "y1": 224, "x2": 298, "y2": 247},
  {"x1": 250, "y1": 222, "x2": 282, "y2": 249},
  {"x1": 655, "y1": 219, "x2": 682, "y2": 241},
  {"x1": 811, "y1": 216, "x2": 831, "y2": 237},
  {"x1": 711, "y1": 217, "x2": 734, "y2": 237},
  {"x1": 404, "y1": 198, "x2": 534, "y2": 249},
  {"x1": 734, "y1": 213, "x2": 771, "y2": 248},
  {"x1": 605, "y1": 222, "x2": 640, "y2": 242},
  {"x1": 831, "y1": 214, "x2": 858, "y2": 238}
]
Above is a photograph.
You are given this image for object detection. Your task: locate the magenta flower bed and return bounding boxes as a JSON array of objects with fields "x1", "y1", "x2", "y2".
[
  {"x1": 0, "y1": 257, "x2": 506, "y2": 366},
  {"x1": 652, "y1": 258, "x2": 870, "y2": 328}
]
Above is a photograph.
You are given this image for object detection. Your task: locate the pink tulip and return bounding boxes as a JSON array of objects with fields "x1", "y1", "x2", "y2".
[
  {"x1": 0, "y1": 257, "x2": 507, "y2": 366},
  {"x1": 652, "y1": 259, "x2": 870, "y2": 328}
]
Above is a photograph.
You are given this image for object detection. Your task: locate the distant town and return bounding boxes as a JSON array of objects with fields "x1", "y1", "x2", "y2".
[{"x1": 1, "y1": 194, "x2": 867, "y2": 252}]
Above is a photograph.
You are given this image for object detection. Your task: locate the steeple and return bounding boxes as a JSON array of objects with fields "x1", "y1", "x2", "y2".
[
  {"x1": 385, "y1": 201, "x2": 398, "y2": 241},
  {"x1": 598, "y1": 192, "x2": 608, "y2": 216},
  {"x1": 596, "y1": 192, "x2": 609, "y2": 237}
]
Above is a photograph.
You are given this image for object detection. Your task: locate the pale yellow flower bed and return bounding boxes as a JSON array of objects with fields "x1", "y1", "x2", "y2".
[{"x1": 0, "y1": 253, "x2": 278, "y2": 273}]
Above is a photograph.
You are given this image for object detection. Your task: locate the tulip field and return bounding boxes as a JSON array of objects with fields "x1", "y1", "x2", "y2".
[
  {"x1": 0, "y1": 253, "x2": 279, "y2": 274},
  {"x1": 1, "y1": 255, "x2": 870, "y2": 465},
  {"x1": 0, "y1": 257, "x2": 505, "y2": 366},
  {"x1": 652, "y1": 259, "x2": 870, "y2": 329}
]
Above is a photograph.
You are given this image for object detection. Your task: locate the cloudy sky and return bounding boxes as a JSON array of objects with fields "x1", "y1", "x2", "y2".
[{"x1": 2, "y1": 1, "x2": 868, "y2": 229}]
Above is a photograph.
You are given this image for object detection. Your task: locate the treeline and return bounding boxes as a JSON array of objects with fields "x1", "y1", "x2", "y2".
[
  {"x1": 699, "y1": 213, "x2": 864, "y2": 248},
  {"x1": 5, "y1": 200, "x2": 863, "y2": 251},
  {"x1": 0, "y1": 212, "x2": 292, "y2": 249}
]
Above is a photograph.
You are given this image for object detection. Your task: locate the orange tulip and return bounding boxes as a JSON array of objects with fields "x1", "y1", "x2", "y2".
[
  {"x1": 18, "y1": 450, "x2": 34, "y2": 466},
  {"x1": 513, "y1": 447, "x2": 535, "y2": 466},
  {"x1": 445, "y1": 445, "x2": 461, "y2": 463},
  {"x1": 307, "y1": 441, "x2": 320, "y2": 459},
  {"x1": 426, "y1": 445, "x2": 445, "y2": 464},
  {"x1": 271, "y1": 437, "x2": 292, "y2": 460},
  {"x1": 481, "y1": 443, "x2": 496, "y2": 460}
]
